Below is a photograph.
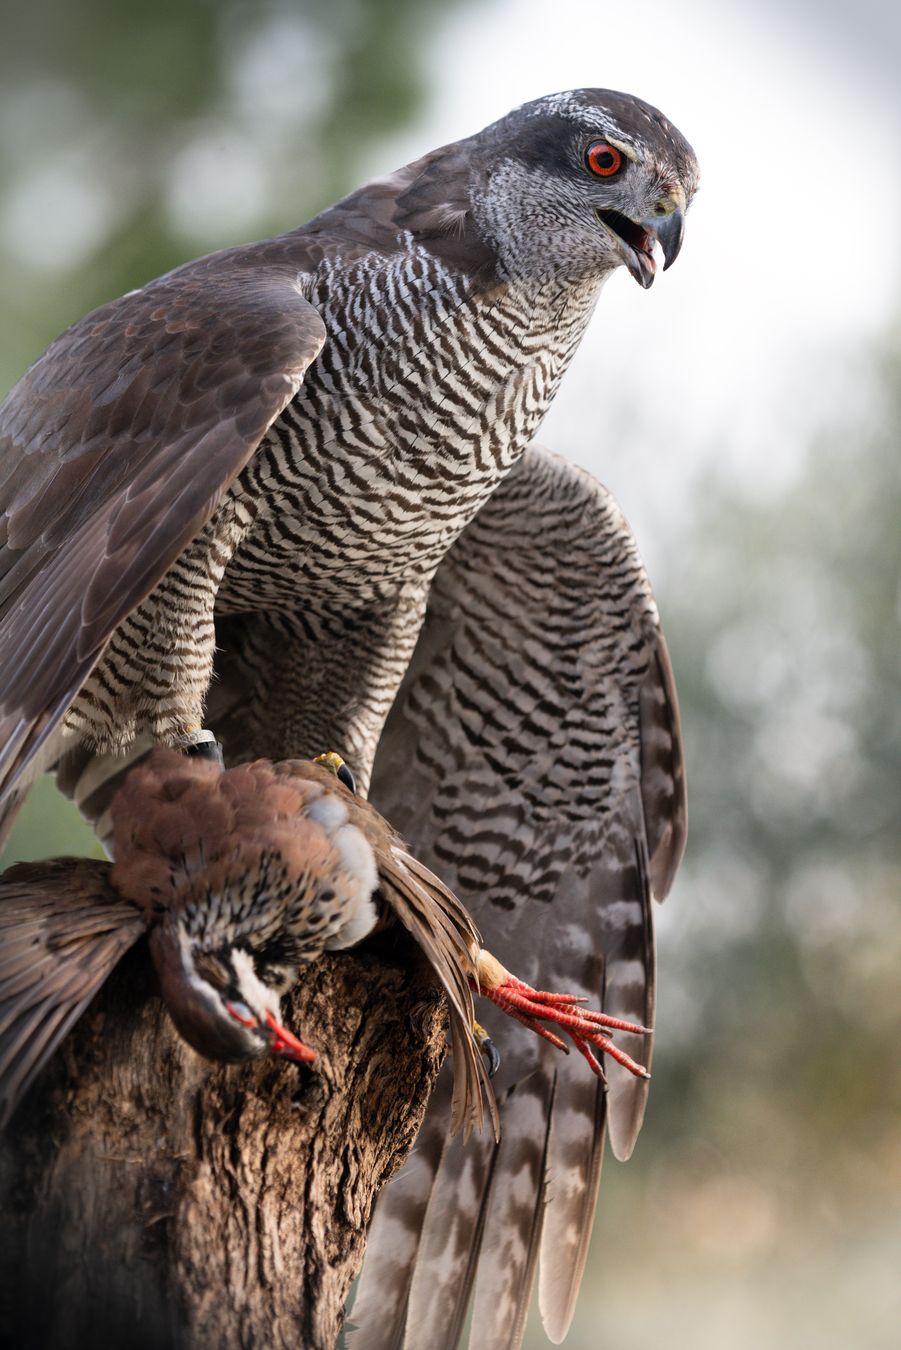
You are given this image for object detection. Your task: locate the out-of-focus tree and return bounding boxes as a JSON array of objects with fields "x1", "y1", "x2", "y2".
[
  {"x1": 659, "y1": 342, "x2": 899, "y2": 1169},
  {"x1": 0, "y1": 0, "x2": 471, "y2": 868},
  {"x1": 0, "y1": 0, "x2": 463, "y2": 384}
]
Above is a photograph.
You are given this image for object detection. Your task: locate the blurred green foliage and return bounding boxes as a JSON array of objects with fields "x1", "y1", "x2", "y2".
[{"x1": 0, "y1": 0, "x2": 462, "y2": 386}]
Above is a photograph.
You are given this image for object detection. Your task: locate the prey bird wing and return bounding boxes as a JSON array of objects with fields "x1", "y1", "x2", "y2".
[
  {"x1": 0, "y1": 858, "x2": 144, "y2": 1126},
  {"x1": 271, "y1": 759, "x2": 497, "y2": 1140},
  {"x1": 0, "y1": 250, "x2": 326, "y2": 795},
  {"x1": 350, "y1": 444, "x2": 686, "y2": 1349},
  {"x1": 375, "y1": 843, "x2": 498, "y2": 1140}
]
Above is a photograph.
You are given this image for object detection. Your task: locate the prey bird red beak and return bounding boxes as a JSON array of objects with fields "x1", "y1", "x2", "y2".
[
  {"x1": 226, "y1": 999, "x2": 317, "y2": 1064},
  {"x1": 264, "y1": 1010, "x2": 317, "y2": 1064}
]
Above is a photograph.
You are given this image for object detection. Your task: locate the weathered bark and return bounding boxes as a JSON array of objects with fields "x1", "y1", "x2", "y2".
[{"x1": 0, "y1": 934, "x2": 447, "y2": 1350}]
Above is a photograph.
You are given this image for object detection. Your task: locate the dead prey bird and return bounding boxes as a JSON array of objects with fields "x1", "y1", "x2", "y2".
[{"x1": 0, "y1": 749, "x2": 650, "y2": 1130}]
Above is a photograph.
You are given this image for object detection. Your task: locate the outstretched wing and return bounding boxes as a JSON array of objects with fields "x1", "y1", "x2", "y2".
[
  {"x1": 0, "y1": 241, "x2": 327, "y2": 797},
  {"x1": 0, "y1": 858, "x2": 145, "y2": 1126},
  {"x1": 350, "y1": 444, "x2": 686, "y2": 1349}
]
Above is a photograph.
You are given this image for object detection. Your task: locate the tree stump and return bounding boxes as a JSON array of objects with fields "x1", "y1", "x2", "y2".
[{"x1": 0, "y1": 933, "x2": 447, "y2": 1350}]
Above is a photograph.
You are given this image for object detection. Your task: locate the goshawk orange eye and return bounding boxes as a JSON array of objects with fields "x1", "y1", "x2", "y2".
[{"x1": 585, "y1": 141, "x2": 623, "y2": 178}]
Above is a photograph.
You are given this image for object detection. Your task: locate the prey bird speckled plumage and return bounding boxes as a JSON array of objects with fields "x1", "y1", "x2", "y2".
[
  {"x1": 0, "y1": 87, "x2": 697, "y2": 815},
  {"x1": 0, "y1": 746, "x2": 654, "y2": 1137},
  {"x1": 0, "y1": 749, "x2": 497, "y2": 1134}
]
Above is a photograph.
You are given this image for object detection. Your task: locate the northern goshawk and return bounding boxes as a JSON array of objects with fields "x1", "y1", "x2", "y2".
[{"x1": 0, "y1": 88, "x2": 695, "y2": 1348}]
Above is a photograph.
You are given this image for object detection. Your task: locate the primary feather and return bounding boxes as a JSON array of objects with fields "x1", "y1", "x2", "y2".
[{"x1": 351, "y1": 445, "x2": 686, "y2": 1348}]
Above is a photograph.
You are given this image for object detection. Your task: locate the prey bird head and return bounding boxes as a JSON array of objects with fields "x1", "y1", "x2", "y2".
[
  {"x1": 147, "y1": 922, "x2": 318, "y2": 1067},
  {"x1": 111, "y1": 752, "x2": 379, "y2": 1069},
  {"x1": 0, "y1": 749, "x2": 491, "y2": 1134},
  {"x1": 467, "y1": 88, "x2": 699, "y2": 285}
]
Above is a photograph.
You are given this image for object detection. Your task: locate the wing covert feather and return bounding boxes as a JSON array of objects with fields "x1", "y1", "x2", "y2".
[
  {"x1": 376, "y1": 848, "x2": 497, "y2": 1140},
  {"x1": 0, "y1": 244, "x2": 326, "y2": 795}
]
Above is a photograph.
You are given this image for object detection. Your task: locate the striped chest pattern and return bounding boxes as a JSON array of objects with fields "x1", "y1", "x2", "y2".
[{"x1": 217, "y1": 240, "x2": 602, "y2": 613}]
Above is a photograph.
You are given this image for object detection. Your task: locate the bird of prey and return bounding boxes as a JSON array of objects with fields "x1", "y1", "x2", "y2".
[
  {"x1": 0, "y1": 85, "x2": 695, "y2": 1349},
  {"x1": 0, "y1": 87, "x2": 698, "y2": 824},
  {"x1": 0, "y1": 747, "x2": 652, "y2": 1133},
  {"x1": 63, "y1": 444, "x2": 681, "y2": 1349}
]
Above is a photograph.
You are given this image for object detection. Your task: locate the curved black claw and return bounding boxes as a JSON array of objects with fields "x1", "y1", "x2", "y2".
[
  {"x1": 313, "y1": 751, "x2": 356, "y2": 794},
  {"x1": 473, "y1": 1021, "x2": 501, "y2": 1078}
]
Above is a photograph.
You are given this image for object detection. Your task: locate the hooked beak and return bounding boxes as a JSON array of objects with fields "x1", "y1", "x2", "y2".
[
  {"x1": 264, "y1": 1010, "x2": 317, "y2": 1063},
  {"x1": 596, "y1": 205, "x2": 686, "y2": 289},
  {"x1": 654, "y1": 208, "x2": 685, "y2": 271}
]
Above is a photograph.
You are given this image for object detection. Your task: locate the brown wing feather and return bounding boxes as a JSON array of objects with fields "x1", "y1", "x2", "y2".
[
  {"x1": 352, "y1": 444, "x2": 687, "y2": 1349},
  {"x1": 375, "y1": 845, "x2": 497, "y2": 1141},
  {"x1": 0, "y1": 858, "x2": 144, "y2": 1125},
  {"x1": 401, "y1": 1098, "x2": 503, "y2": 1348},
  {"x1": 347, "y1": 1107, "x2": 454, "y2": 1348},
  {"x1": 463, "y1": 1072, "x2": 558, "y2": 1350},
  {"x1": 0, "y1": 242, "x2": 326, "y2": 796}
]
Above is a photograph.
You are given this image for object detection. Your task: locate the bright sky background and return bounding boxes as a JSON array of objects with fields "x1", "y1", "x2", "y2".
[
  {"x1": 377, "y1": 0, "x2": 901, "y2": 551},
  {"x1": 1, "y1": 0, "x2": 898, "y2": 560}
]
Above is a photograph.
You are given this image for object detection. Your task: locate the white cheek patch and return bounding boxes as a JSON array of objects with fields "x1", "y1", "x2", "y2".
[
  {"x1": 174, "y1": 925, "x2": 262, "y2": 1053},
  {"x1": 177, "y1": 926, "x2": 221, "y2": 1011},
  {"x1": 231, "y1": 947, "x2": 283, "y2": 1022}
]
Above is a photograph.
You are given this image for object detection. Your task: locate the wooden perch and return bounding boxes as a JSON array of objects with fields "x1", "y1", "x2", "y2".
[{"x1": 0, "y1": 934, "x2": 447, "y2": 1350}]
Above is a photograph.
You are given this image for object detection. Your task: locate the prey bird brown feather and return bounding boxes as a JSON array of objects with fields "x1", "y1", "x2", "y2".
[{"x1": 0, "y1": 750, "x2": 494, "y2": 1135}]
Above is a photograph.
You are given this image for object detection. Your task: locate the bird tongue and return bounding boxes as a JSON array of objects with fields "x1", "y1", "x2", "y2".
[
  {"x1": 623, "y1": 244, "x2": 657, "y2": 290},
  {"x1": 597, "y1": 208, "x2": 658, "y2": 289},
  {"x1": 264, "y1": 1010, "x2": 317, "y2": 1063}
]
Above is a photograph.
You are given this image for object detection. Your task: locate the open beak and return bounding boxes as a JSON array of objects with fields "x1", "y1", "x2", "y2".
[
  {"x1": 264, "y1": 1010, "x2": 317, "y2": 1063},
  {"x1": 596, "y1": 206, "x2": 686, "y2": 289}
]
